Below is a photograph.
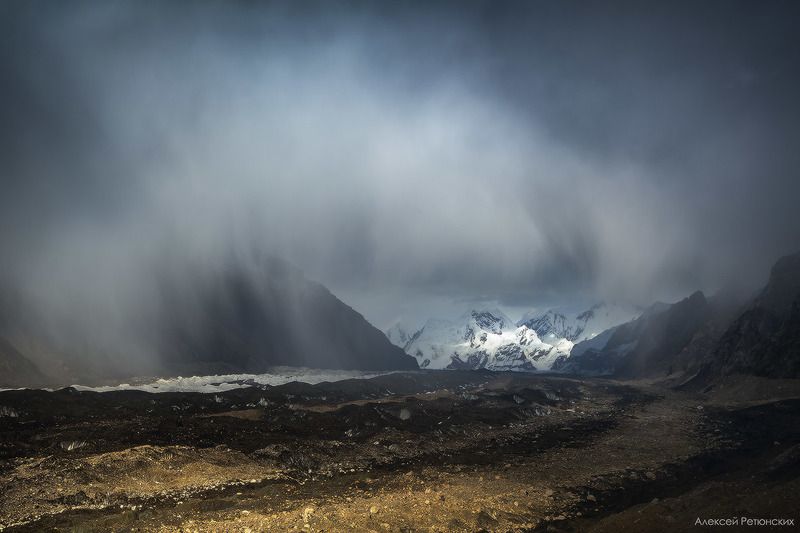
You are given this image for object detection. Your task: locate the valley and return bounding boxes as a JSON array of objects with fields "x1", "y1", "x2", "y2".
[
  {"x1": 2, "y1": 371, "x2": 798, "y2": 531},
  {"x1": 2, "y1": 2, "x2": 799, "y2": 531}
]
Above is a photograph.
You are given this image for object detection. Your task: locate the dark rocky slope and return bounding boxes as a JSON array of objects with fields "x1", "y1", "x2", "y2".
[
  {"x1": 564, "y1": 251, "x2": 800, "y2": 381},
  {"x1": 709, "y1": 252, "x2": 800, "y2": 378},
  {"x1": 0, "y1": 336, "x2": 45, "y2": 388},
  {"x1": 562, "y1": 294, "x2": 711, "y2": 377},
  {"x1": 156, "y1": 257, "x2": 418, "y2": 373},
  {"x1": 0, "y1": 257, "x2": 417, "y2": 387}
]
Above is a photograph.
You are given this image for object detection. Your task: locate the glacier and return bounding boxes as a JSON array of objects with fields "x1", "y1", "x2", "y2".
[{"x1": 69, "y1": 367, "x2": 399, "y2": 394}]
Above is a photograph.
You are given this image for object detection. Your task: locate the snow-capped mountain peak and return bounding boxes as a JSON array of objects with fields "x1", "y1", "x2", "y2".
[
  {"x1": 387, "y1": 302, "x2": 639, "y2": 373},
  {"x1": 385, "y1": 322, "x2": 413, "y2": 347},
  {"x1": 517, "y1": 302, "x2": 640, "y2": 344},
  {"x1": 394, "y1": 307, "x2": 571, "y2": 371},
  {"x1": 458, "y1": 307, "x2": 514, "y2": 332}
]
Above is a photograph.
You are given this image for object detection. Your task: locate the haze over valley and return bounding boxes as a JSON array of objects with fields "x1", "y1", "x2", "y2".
[{"x1": 1, "y1": 1, "x2": 800, "y2": 531}]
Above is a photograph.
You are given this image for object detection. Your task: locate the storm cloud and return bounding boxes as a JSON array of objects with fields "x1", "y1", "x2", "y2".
[{"x1": 1, "y1": 0, "x2": 799, "y2": 335}]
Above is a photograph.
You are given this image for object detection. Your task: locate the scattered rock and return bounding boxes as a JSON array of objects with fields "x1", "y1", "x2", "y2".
[
  {"x1": 0, "y1": 406, "x2": 19, "y2": 417},
  {"x1": 532, "y1": 404, "x2": 552, "y2": 416},
  {"x1": 476, "y1": 510, "x2": 498, "y2": 527},
  {"x1": 59, "y1": 440, "x2": 88, "y2": 452},
  {"x1": 448, "y1": 518, "x2": 468, "y2": 529}
]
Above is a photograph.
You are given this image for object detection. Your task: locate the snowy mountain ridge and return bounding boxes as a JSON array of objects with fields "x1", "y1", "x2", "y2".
[
  {"x1": 517, "y1": 303, "x2": 641, "y2": 344},
  {"x1": 401, "y1": 309, "x2": 572, "y2": 371},
  {"x1": 387, "y1": 303, "x2": 640, "y2": 372}
]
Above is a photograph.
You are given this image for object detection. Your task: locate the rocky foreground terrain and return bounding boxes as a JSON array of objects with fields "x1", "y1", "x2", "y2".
[{"x1": 1, "y1": 370, "x2": 799, "y2": 532}]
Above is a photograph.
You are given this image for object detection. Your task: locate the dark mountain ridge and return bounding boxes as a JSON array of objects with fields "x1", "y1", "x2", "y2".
[
  {"x1": 707, "y1": 252, "x2": 800, "y2": 378},
  {"x1": 157, "y1": 257, "x2": 417, "y2": 374},
  {"x1": 0, "y1": 336, "x2": 46, "y2": 388},
  {"x1": 564, "y1": 251, "x2": 800, "y2": 381},
  {"x1": 0, "y1": 256, "x2": 416, "y2": 388},
  {"x1": 561, "y1": 292, "x2": 712, "y2": 377}
]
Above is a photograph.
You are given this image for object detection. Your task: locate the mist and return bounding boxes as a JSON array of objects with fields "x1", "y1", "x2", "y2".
[{"x1": 1, "y1": 0, "x2": 799, "y2": 366}]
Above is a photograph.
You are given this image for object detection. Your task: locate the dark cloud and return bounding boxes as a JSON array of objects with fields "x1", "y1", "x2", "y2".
[{"x1": 1, "y1": 0, "x2": 799, "y2": 333}]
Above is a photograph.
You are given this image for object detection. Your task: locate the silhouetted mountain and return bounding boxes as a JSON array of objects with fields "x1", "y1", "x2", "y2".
[
  {"x1": 564, "y1": 252, "x2": 799, "y2": 380},
  {"x1": 709, "y1": 252, "x2": 800, "y2": 378},
  {"x1": 563, "y1": 292, "x2": 710, "y2": 377},
  {"x1": 0, "y1": 257, "x2": 417, "y2": 386},
  {"x1": 0, "y1": 336, "x2": 45, "y2": 388},
  {"x1": 667, "y1": 285, "x2": 755, "y2": 378},
  {"x1": 0, "y1": 293, "x2": 46, "y2": 388},
  {"x1": 157, "y1": 257, "x2": 418, "y2": 373}
]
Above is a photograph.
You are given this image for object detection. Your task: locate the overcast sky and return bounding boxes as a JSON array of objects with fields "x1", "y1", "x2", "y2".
[{"x1": 1, "y1": 0, "x2": 799, "y2": 330}]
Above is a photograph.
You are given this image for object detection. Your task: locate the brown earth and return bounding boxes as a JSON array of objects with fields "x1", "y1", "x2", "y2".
[{"x1": 0, "y1": 370, "x2": 798, "y2": 532}]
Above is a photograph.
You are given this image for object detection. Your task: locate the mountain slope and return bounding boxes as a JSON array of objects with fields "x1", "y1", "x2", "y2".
[
  {"x1": 561, "y1": 293, "x2": 712, "y2": 377},
  {"x1": 400, "y1": 309, "x2": 571, "y2": 371},
  {"x1": 517, "y1": 303, "x2": 640, "y2": 344},
  {"x1": 157, "y1": 257, "x2": 418, "y2": 373},
  {"x1": 0, "y1": 336, "x2": 45, "y2": 388},
  {"x1": 0, "y1": 256, "x2": 417, "y2": 387},
  {"x1": 393, "y1": 303, "x2": 638, "y2": 372},
  {"x1": 0, "y1": 294, "x2": 49, "y2": 388},
  {"x1": 709, "y1": 252, "x2": 800, "y2": 378},
  {"x1": 562, "y1": 253, "x2": 798, "y2": 380},
  {"x1": 385, "y1": 322, "x2": 412, "y2": 348}
]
